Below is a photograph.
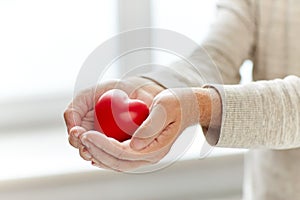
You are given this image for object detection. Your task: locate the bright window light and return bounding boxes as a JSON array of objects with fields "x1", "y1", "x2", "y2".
[
  {"x1": 0, "y1": 0, "x2": 117, "y2": 100},
  {"x1": 151, "y1": 0, "x2": 217, "y2": 43},
  {"x1": 150, "y1": 0, "x2": 217, "y2": 65}
]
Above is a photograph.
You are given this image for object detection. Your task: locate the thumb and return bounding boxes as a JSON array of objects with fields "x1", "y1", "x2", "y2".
[{"x1": 130, "y1": 104, "x2": 168, "y2": 151}]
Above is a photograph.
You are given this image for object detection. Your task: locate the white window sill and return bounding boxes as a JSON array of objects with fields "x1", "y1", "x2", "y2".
[{"x1": 0, "y1": 125, "x2": 247, "y2": 181}]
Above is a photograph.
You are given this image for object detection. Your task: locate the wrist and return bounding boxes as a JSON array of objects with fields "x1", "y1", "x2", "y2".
[{"x1": 192, "y1": 87, "x2": 222, "y2": 132}]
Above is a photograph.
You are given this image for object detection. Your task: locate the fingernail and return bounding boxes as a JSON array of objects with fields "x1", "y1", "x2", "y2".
[
  {"x1": 85, "y1": 152, "x2": 92, "y2": 159},
  {"x1": 74, "y1": 131, "x2": 81, "y2": 138}
]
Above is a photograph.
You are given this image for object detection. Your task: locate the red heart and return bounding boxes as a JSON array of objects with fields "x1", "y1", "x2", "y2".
[{"x1": 94, "y1": 89, "x2": 149, "y2": 142}]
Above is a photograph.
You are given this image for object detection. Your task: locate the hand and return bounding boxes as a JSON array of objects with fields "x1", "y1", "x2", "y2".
[
  {"x1": 129, "y1": 87, "x2": 222, "y2": 151},
  {"x1": 79, "y1": 88, "x2": 217, "y2": 172},
  {"x1": 63, "y1": 77, "x2": 164, "y2": 161},
  {"x1": 130, "y1": 88, "x2": 201, "y2": 151}
]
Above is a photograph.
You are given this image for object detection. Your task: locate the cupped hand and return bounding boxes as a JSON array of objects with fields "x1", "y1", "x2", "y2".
[
  {"x1": 79, "y1": 88, "x2": 203, "y2": 172},
  {"x1": 63, "y1": 77, "x2": 164, "y2": 161}
]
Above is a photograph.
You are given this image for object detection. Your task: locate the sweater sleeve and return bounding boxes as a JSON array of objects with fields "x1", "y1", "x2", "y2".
[
  {"x1": 141, "y1": 0, "x2": 257, "y2": 147},
  {"x1": 211, "y1": 75, "x2": 300, "y2": 149},
  {"x1": 142, "y1": 0, "x2": 256, "y2": 87}
]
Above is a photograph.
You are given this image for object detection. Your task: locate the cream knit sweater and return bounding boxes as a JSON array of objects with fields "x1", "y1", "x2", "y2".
[{"x1": 144, "y1": 0, "x2": 300, "y2": 199}]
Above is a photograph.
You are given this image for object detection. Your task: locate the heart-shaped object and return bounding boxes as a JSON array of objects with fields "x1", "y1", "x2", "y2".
[{"x1": 94, "y1": 89, "x2": 149, "y2": 142}]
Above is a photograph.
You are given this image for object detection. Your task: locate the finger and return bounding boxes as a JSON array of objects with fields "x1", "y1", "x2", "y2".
[
  {"x1": 131, "y1": 122, "x2": 182, "y2": 165},
  {"x1": 82, "y1": 139, "x2": 150, "y2": 172},
  {"x1": 130, "y1": 104, "x2": 170, "y2": 151},
  {"x1": 80, "y1": 131, "x2": 153, "y2": 161},
  {"x1": 93, "y1": 79, "x2": 120, "y2": 102},
  {"x1": 79, "y1": 145, "x2": 92, "y2": 161},
  {"x1": 91, "y1": 159, "x2": 112, "y2": 171},
  {"x1": 94, "y1": 78, "x2": 143, "y2": 103},
  {"x1": 129, "y1": 79, "x2": 164, "y2": 104},
  {"x1": 64, "y1": 106, "x2": 82, "y2": 133},
  {"x1": 69, "y1": 126, "x2": 86, "y2": 148},
  {"x1": 64, "y1": 87, "x2": 96, "y2": 132},
  {"x1": 140, "y1": 122, "x2": 181, "y2": 154}
]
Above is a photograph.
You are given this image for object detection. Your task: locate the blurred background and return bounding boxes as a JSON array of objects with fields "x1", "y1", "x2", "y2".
[{"x1": 0, "y1": 0, "x2": 251, "y2": 199}]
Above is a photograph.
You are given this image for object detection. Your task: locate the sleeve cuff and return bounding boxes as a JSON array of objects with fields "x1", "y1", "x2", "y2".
[{"x1": 206, "y1": 83, "x2": 264, "y2": 148}]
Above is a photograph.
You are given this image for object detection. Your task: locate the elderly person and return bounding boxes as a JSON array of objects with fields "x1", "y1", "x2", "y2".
[{"x1": 64, "y1": 0, "x2": 300, "y2": 199}]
